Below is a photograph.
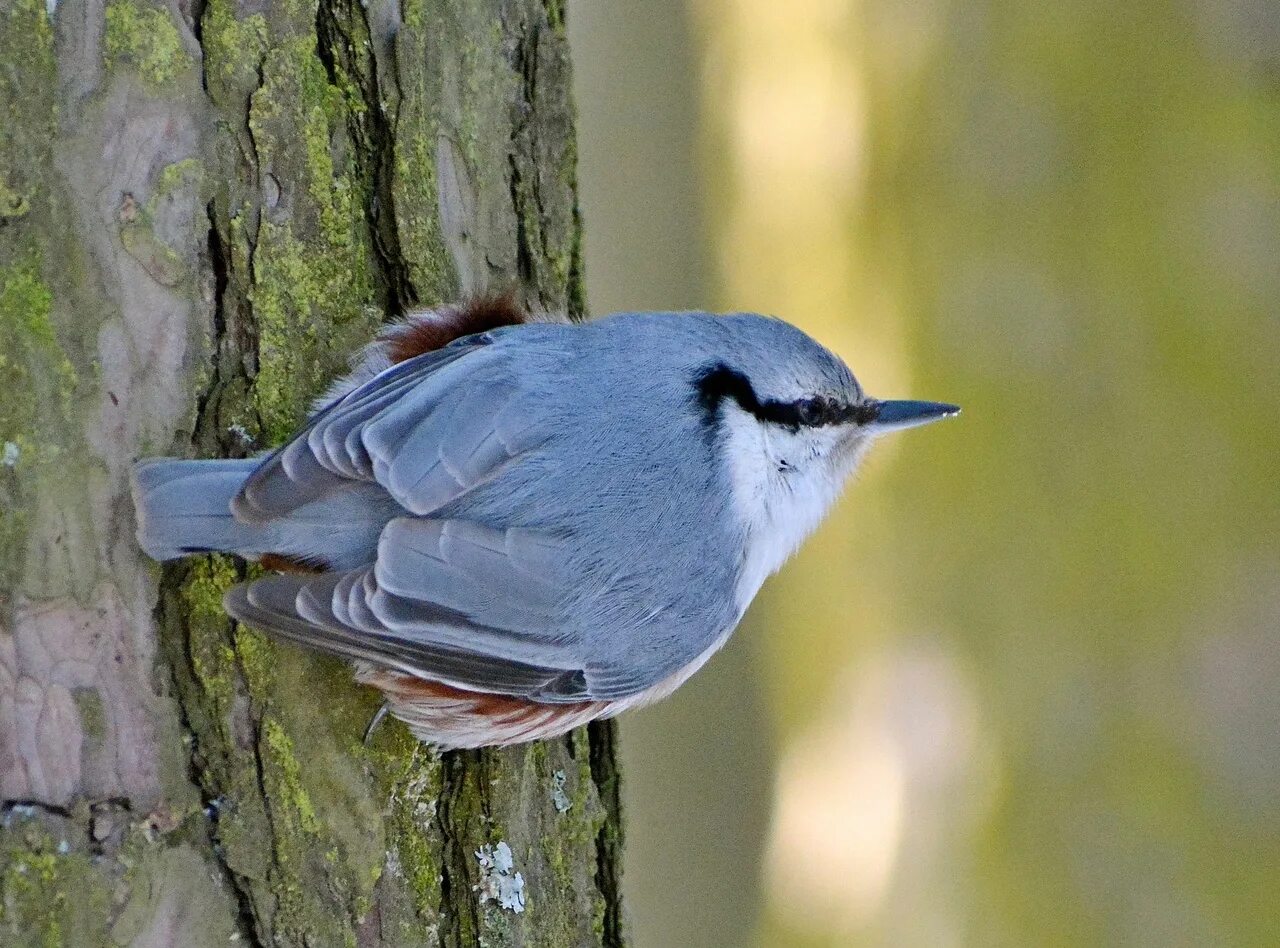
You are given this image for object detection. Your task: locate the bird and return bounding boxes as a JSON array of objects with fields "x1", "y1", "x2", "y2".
[{"x1": 133, "y1": 296, "x2": 958, "y2": 749}]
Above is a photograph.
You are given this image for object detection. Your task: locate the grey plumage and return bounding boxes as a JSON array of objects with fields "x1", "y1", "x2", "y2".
[
  {"x1": 133, "y1": 457, "x2": 264, "y2": 561},
  {"x1": 132, "y1": 308, "x2": 956, "y2": 742}
]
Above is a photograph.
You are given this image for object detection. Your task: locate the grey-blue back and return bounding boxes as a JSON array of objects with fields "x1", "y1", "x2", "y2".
[{"x1": 427, "y1": 313, "x2": 748, "y2": 690}]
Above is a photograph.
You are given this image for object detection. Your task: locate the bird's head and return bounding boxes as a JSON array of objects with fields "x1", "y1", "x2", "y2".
[{"x1": 695, "y1": 314, "x2": 959, "y2": 599}]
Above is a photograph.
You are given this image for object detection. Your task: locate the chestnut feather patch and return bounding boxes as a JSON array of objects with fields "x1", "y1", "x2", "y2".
[
  {"x1": 259, "y1": 553, "x2": 328, "y2": 574},
  {"x1": 383, "y1": 292, "x2": 527, "y2": 364},
  {"x1": 361, "y1": 669, "x2": 608, "y2": 747},
  {"x1": 392, "y1": 676, "x2": 599, "y2": 720}
]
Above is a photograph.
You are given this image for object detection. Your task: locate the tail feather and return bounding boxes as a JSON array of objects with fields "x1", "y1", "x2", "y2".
[{"x1": 132, "y1": 458, "x2": 274, "y2": 561}]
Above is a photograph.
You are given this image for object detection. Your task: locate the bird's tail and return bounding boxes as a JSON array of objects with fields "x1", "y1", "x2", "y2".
[{"x1": 132, "y1": 458, "x2": 277, "y2": 561}]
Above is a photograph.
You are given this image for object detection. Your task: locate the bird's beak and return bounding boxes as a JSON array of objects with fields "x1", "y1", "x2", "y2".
[{"x1": 865, "y1": 399, "x2": 960, "y2": 434}]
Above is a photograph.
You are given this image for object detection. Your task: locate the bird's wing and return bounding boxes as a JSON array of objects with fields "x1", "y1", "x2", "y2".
[
  {"x1": 224, "y1": 517, "x2": 647, "y2": 702},
  {"x1": 233, "y1": 333, "x2": 552, "y2": 523}
]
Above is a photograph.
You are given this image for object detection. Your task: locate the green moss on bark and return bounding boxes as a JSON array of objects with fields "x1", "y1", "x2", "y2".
[
  {"x1": 244, "y1": 29, "x2": 383, "y2": 441},
  {"x1": 168, "y1": 557, "x2": 393, "y2": 942},
  {"x1": 0, "y1": 827, "x2": 110, "y2": 948},
  {"x1": 103, "y1": 1, "x2": 193, "y2": 87},
  {"x1": 0, "y1": 181, "x2": 30, "y2": 220},
  {"x1": 203, "y1": 3, "x2": 268, "y2": 96},
  {"x1": 0, "y1": 258, "x2": 78, "y2": 591},
  {"x1": 0, "y1": 0, "x2": 52, "y2": 74}
]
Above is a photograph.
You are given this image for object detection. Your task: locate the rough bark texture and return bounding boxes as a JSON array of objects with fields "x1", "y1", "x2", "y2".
[{"x1": 0, "y1": 0, "x2": 624, "y2": 944}]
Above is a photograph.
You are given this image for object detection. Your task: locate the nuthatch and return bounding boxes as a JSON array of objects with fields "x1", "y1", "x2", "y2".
[{"x1": 134, "y1": 298, "x2": 957, "y2": 748}]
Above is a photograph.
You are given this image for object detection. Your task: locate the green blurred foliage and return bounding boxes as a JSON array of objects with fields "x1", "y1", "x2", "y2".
[
  {"x1": 573, "y1": 0, "x2": 1279, "y2": 945},
  {"x1": 759, "y1": 1, "x2": 1280, "y2": 945}
]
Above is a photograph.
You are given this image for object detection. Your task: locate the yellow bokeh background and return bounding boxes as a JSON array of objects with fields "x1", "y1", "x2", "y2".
[{"x1": 571, "y1": 1, "x2": 1279, "y2": 944}]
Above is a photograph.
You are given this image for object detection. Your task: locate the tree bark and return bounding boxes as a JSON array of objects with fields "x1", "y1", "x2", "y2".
[{"x1": 0, "y1": 0, "x2": 624, "y2": 944}]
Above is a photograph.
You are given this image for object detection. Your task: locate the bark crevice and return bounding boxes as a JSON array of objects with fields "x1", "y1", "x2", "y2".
[
  {"x1": 157, "y1": 561, "x2": 264, "y2": 948},
  {"x1": 589, "y1": 721, "x2": 627, "y2": 948},
  {"x1": 316, "y1": 0, "x2": 417, "y2": 317}
]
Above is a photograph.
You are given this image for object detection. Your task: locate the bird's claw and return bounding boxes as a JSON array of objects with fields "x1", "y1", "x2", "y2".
[{"x1": 363, "y1": 702, "x2": 391, "y2": 746}]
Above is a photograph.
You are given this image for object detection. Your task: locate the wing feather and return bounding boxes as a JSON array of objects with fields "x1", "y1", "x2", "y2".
[
  {"x1": 232, "y1": 341, "x2": 491, "y2": 523},
  {"x1": 363, "y1": 380, "x2": 545, "y2": 516},
  {"x1": 220, "y1": 516, "x2": 638, "y2": 701},
  {"x1": 374, "y1": 519, "x2": 562, "y2": 627},
  {"x1": 224, "y1": 561, "x2": 597, "y2": 701},
  {"x1": 232, "y1": 333, "x2": 553, "y2": 524}
]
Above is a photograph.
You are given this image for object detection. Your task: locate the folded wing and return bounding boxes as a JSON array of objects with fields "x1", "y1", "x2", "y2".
[
  {"x1": 224, "y1": 517, "x2": 649, "y2": 702},
  {"x1": 233, "y1": 333, "x2": 552, "y2": 523}
]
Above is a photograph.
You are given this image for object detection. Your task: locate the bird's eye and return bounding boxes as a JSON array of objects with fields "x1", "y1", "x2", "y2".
[{"x1": 795, "y1": 397, "x2": 826, "y2": 426}]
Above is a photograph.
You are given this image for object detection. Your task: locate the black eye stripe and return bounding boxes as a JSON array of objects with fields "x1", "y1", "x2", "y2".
[{"x1": 695, "y1": 363, "x2": 871, "y2": 431}]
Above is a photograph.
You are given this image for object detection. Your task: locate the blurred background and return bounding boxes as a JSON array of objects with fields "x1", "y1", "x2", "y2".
[{"x1": 568, "y1": 2, "x2": 1279, "y2": 946}]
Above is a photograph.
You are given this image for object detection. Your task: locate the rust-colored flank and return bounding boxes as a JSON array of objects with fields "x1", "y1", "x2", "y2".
[
  {"x1": 362, "y1": 668, "x2": 607, "y2": 745},
  {"x1": 383, "y1": 672, "x2": 598, "y2": 721},
  {"x1": 384, "y1": 291, "x2": 528, "y2": 364}
]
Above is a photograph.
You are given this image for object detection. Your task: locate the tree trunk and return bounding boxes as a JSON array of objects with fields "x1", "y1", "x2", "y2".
[{"x1": 0, "y1": 0, "x2": 624, "y2": 944}]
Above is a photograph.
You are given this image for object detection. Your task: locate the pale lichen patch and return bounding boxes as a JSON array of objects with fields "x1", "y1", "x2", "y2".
[
  {"x1": 551, "y1": 769, "x2": 572, "y2": 814},
  {"x1": 475, "y1": 840, "x2": 527, "y2": 914}
]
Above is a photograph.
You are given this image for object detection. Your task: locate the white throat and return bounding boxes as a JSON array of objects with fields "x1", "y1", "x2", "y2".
[{"x1": 719, "y1": 407, "x2": 864, "y2": 612}]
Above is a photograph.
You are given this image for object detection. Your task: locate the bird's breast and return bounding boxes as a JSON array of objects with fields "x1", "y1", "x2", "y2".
[{"x1": 722, "y1": 428, "x2": 846, "y2": 611}]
